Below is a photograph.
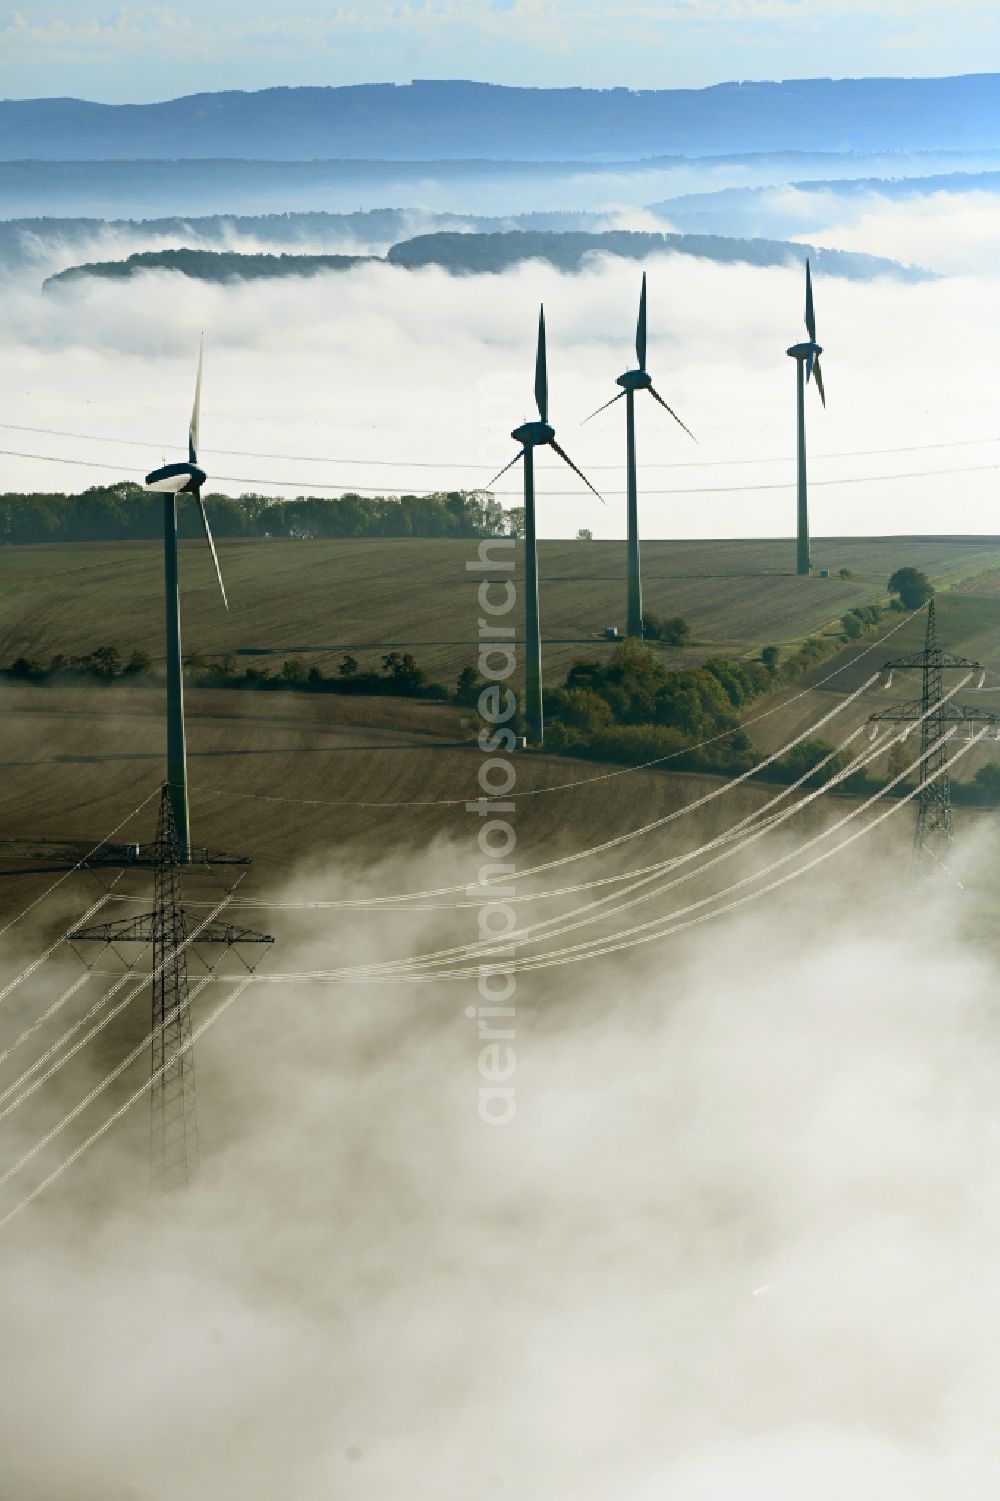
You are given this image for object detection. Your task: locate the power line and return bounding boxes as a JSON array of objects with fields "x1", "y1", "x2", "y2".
[
  {"x1": 193, "y1": 609, "x2": 923, "y2": 816},
  {"x1": 0, "y1": 975, "x2": 254, "y2": 1234},
  {"x1": 318, "y1": 727, "x2": 890, "y2": 984},
  {"x1": 0, "y1": 726, "x2": 969, "y2": 1227},
  {"x1": 3, "y1": 444, "x2": 999, "y2": 497},
  {"x1": 0, "y1": 735, "x2": 951, "y2": 1229},
  {"x1": 2, "y1": 419, "x2": 997, "y2": 471},
  {"x1": 280, "y1": 726, "x2": 980, "y2": 985},
  {"x1": 0, "y1": 786, "x2": 161, "y2": 939}
]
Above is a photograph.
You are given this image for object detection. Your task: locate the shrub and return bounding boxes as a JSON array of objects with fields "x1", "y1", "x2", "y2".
[
  {"x1": 9, "y1": 655, "x2": 43, "y2": 681},
  {"x1": 774, "y1": 738, "x2": 845, "y2": 786},
  {"x1": 280, "y1": 657, "x2": 309, "y2": 686},
  {"x1": 82, "y1": 644, "x2": 121, "y2": 679},
  {"x1": 642, "y1": 612, "x2": 691, "y2": 646},
  {"x1": 122, "y1": 649, "x2": 154, "y2": 675}
]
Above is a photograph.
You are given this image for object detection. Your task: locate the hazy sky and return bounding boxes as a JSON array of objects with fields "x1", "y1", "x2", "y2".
[{"x1": 3, "y1": 1, "x2": 1000, "y2": 103}]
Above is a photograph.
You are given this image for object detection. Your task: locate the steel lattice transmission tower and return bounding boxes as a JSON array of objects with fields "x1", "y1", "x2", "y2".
[
  {"x1": 71, "y1": 785, "x2": 273, "y2": 1190},
  {"x1": 149, "y1": 785, "x2": 198, "y2": 1190},
  {"x1": 868, "y1": 599, "x2": 999, "y2": 880}
]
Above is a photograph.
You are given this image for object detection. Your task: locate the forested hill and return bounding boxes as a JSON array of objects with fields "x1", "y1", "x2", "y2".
[
  {"x1": 46, "y1": 248, "x2": 375, "y2": 287},
  {"x1": 5, "y1": 76, "x2": 1000, "y2": 160},
  {"x1": 44, "y1": 231, "x2": 925, "y2": 289},
  {"x1": 384, "y1": 230, "x2": 926, "y2": 281}
]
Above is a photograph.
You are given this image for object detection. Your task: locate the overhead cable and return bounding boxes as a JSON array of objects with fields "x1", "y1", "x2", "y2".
[
  {"x1": 0, "y1": 975, "x2": 254, "y2": 1233},
  {"x1": 1, "y1": 444, "x2": 998, "y2": 497},
  {"x1": 193, "y1": 607, "x2": 923, "y2": 817},
  {"x1": 0, "y1": 785, "x2": 160, "y2": 939},
  {"x1": 2, "y1": 419, "x2": 998, "y2": 472}
]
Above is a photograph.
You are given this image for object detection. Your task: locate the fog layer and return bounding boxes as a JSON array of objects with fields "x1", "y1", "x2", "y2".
[{"x1": 2, "y1": 833, "x2": 1000, "y2": 1499}]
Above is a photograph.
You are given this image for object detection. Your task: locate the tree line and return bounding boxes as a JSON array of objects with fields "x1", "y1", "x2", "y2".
[{"x1": 0, "y1": 485, "x2": 522, "y2": 545}]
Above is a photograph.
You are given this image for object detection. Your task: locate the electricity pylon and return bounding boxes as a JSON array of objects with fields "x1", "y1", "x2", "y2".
[
  {"x1": 71, "y1": 785, "x2": 273, "y2": 1190},
  {"x1": 868, "y1": 600, "x2": 999, "y2": 880}
]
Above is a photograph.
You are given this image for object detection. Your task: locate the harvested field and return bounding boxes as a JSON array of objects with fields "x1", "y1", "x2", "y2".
[{"x1": 5, "y1": 534, "x2": 1000, "y2": 688}]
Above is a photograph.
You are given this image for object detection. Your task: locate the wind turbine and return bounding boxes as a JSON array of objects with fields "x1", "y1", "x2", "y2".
[
  {"x1": 584, "y1": 272, "x2": 695, "y2": 638},
  {"x1": 489, "y1": 305, "x2": 603, "y2": 746},
  {"x1": 786, "y1": 259, "x2": 826, "y2": 576},
  {"x1": 144, "y1": 341, "x2": 228, "y2": 861}
]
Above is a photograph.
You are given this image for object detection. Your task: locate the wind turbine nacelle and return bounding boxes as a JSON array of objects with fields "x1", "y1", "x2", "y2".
[
  {"x1": 786, "y1": 341, "x2": 822, "y2": 361},
  {"x1": 145, "y1": 461, "x2": 207, "y2": 494},
  {"x1": 616, "y1": 369, "x2": 652, "y2": 392},
  {"x1": 512, "y1": 420, "x2": 555, "y2": 447}
]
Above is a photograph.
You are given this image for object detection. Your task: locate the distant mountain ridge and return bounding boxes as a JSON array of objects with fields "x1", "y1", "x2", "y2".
[{"x1": 6, "y1": 75, "x2": 1000, "y2": 161}]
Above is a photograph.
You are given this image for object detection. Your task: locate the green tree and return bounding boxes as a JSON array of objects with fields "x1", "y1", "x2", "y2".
[
  {"x1": 9, "y1": 655, "x2": 41, "y2": 680},
  {"x1": 761, "y1": 645, "x2": 780, "y2": 671},
  {"x1": 455, "y1": 665, "x2": 484, "y2": 706},
  {"x1": 886, "y1": 742, "x2": 913, "y2": 785},
  {"x1": 381, "y1": 651, "x2": 426, "y2": 693},
  {"x1": 338, "y1": 655, "x2": 360, "y2": 678},
  {"x1": 973, "y1": 763, "x2": 1000, "y2": 803},
  {"x1": 778, "y1": 738, "x2": 843, "y2": 785},
  {"x1": 280, "y1": 657, "x2": 309, "y2": 686},
  {"x1": 888, "y1": 567, "x2": 934, "y2": 610}
]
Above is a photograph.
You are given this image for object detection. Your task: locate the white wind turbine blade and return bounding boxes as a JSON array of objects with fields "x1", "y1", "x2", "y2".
[
  {"x1": 194, "y1": 492, "x2": 228, "y2": 609},
  {"x1": 189, "y1": 336, "x2": 203, "y2": 464}
]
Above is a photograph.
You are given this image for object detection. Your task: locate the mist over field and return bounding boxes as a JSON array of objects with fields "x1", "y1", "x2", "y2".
[
  {"x1": 8, "y1": 42, "x2": 1000, "y2": 1501},
  {"x1": 3, "y1": 831, "x2": 1000, "y2": 1498}
]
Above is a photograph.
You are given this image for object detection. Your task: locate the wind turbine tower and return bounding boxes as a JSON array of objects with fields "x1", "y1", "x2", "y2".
[
  {"x1": 144, "y1": 343, "x2": 229, "y2": 860},
  {"x1": 786, "y1": 260, "x2": 826, "y2": 576},
  {"x1": 586, "y1": 273, "x2": 695, "y2": 638},
  {"x1": 489, "y1": 307, "x2": 603, "y2": 746}
]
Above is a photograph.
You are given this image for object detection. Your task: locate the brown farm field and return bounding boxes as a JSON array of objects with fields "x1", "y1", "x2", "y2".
[
  {"x1": 6, "y1": 533, "x2": 1000, "y2": 687},
  {"x1": 4, "y1": 536, "x2": 1000, "y2": 1222},
  {"x1": 750, "y1": 585, "x2": 1000, "y2": 785},
  {"x1": 2, "y1": 532, "x2": 1000, "y2": 932}
]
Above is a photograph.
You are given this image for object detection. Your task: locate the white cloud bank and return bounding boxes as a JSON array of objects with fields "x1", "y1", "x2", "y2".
[{"x1": 3, "y1": 222, "x2": 1000, "y2": 541}]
